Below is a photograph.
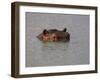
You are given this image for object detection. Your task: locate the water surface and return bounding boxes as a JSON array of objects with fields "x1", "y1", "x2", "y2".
[{"x1": 26, "y1": 12, "x2": 90, "y2": 67}]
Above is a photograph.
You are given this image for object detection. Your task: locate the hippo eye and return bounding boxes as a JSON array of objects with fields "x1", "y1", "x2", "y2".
[{"x1": 43, "y1": 29, "x2": 49, "y2": 35}]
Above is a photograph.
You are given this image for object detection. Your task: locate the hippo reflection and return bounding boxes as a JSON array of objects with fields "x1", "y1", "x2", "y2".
[{"x1": 37, "y1": 28, "x2": 70, "y2": 42}]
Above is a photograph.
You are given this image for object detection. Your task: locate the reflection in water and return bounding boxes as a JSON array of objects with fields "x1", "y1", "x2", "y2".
[{"x1": 41, "y1": 42, "x2": 69, "y2": 53}]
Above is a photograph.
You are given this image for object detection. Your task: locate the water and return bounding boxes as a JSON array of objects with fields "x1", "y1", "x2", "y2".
[{"x1": 26, "y1": 12, "x2": 89, "y2": 67}]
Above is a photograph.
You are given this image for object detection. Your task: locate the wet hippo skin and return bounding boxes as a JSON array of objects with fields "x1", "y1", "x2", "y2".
[{"x1": 37, "y1": 28, "x2": 70, "y2": 42}]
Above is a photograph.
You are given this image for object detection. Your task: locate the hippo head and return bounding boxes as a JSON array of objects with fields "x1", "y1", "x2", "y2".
[
  {"x1": 37, "y1": 28, "x2": 70, "y2": 42},
  {"x1": 37, "y1": 29, "x2": 57, "y2": 42}
]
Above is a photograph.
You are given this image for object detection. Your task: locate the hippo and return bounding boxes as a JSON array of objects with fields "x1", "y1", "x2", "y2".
[{"x1": 37, "y1": 28, "x2": 70, "y2": 42}]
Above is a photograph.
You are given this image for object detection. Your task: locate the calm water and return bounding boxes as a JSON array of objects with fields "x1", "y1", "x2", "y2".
[{"x1": 26, "y1": 12, "x2": 90, "y2": 67}]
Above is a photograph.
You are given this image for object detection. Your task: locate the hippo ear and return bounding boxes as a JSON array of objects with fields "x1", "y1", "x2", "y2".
[
  {"x1": 63, "y1": 28, "x2": 67, "y2": 32},
  {"x1": 43, "y1": 29, "x2": 48, "y2": 35}
]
